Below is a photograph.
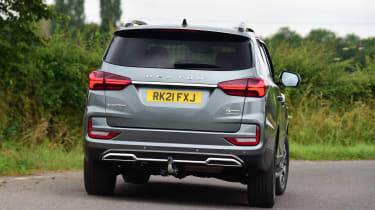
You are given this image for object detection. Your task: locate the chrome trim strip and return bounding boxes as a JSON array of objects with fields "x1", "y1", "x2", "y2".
[
  {"x1": 173, "y1": 160, "x2": 206, "y2": 164},
  {"x1": 102, "y1": 152, "x2": 242, "y2": 167},
  {"x1": 137, "y1": 158, "x2": 167, "y2": 162},
  {"x1": 102, "y1": 149, "x2": 244, "y2": 164},
  {"x1": 132, "y1": 81, "x2": 217, "y2": 88}
]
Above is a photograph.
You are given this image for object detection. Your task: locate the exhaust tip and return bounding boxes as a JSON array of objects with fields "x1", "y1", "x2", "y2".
[
  {"x1": 206, "y1": 158, "x2": 242, "y2": 167},
  {"x1": 102, "y1": 153, "x2": 137, "y2": 162}
]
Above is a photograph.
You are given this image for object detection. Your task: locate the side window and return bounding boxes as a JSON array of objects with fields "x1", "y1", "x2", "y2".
[
  {"x1": 260, "y1": 43, "x2": 275, "y2": 82},
  {"x1": 257, "y1": 41, "x2": 271, "y2": 78}
]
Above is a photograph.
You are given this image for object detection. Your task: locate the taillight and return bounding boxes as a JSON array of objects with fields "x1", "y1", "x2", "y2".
[
  {"x1": 88, "y1": 118, "x2": 119, "y2": 139},
  {"x1": 225, "y1": 125, "x2": 260, "y2": 146},
  {"x1": 89, "y1": 71, "x2": 131, "y2": 90},
  {"x1": 218, "y1": 78, "x2": 266, "y2": 97}
]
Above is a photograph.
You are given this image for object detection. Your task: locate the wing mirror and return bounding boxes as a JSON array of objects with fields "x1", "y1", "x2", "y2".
[{"x1": 279, "y1": 71, "x2": 301, "y2": 87}]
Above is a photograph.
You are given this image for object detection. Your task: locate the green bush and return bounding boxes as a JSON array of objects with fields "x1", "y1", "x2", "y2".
[
  {"x1": 0, "y1": 25, "x2": 111, "y2": 147},
  {"x1": 267, "y1": 41, "x2": 375, "y2": 107},
  {"x1": 267, "y1": 40, "x2": 375, "y2": 146}
]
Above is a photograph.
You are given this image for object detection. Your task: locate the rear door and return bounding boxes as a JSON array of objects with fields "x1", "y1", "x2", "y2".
[
  {"x1": 102, "y1": 29, "x2": 255, "y2": 132},
  {"x1": 258, "y1": 40, "x2": 285, "y2": 154}
]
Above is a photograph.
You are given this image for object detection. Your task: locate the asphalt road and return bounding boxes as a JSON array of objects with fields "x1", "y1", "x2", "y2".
[{"x1": 0, "y1": 161, "x2": 374, "y2": 210}]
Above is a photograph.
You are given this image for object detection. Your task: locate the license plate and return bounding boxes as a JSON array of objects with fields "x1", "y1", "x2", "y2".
[{"x1": 146, "y1": 90, "x2": 202, "y2": 104}]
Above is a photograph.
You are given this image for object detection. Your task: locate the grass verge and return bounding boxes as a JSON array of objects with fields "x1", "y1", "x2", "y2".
[
  {"x1": 0, "y1": 143, "x2": 83, "y2": 176},
  {"x1": 290, "y1": 142, "x2": 375, "y2": 160}
]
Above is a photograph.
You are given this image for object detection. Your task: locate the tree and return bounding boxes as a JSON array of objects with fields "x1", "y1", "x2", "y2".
[
  {"x1": 266, "y1": 27, "x2": 303, "y2": 47},
  {"x1": 358, "y1": 38, "x2": 375, "y2": 64},
  {"x1": 335, "y1": 34, "x2": 362, "y2": 64},
  {"x1": 306, "y1": 29, "x2": 336, "y2": 44},
  {"x1": 100, "y1": 0, "x2": 121, "y2": 32},
  {"x1": 0, "y1": 0, "x2": 54, "y2": 78},
  {"x1": 52, "y1": 0, "x2": 85, "y2": 31}
]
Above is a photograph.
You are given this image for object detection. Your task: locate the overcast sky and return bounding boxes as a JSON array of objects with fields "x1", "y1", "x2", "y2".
[{"x1": 47, "y1": 0, "x2": 375, "y2": 37}]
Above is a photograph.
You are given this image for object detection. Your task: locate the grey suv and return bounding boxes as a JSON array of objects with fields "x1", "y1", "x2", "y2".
[{"x1": 83, "y1": 21, "x2": 300, "y2": 208}]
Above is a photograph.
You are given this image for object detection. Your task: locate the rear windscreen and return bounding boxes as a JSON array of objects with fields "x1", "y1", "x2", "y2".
[{"x1": 104, "y1": 29, "x2": 253, "y2": 70}]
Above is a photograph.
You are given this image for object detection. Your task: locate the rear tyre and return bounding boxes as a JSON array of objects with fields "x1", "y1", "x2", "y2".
[
  {"x1": 122, "y1": 171, "x2": 150, "y2": 184},
  {"x1": 84, "y1": 158, "x2": 116, "y2": 195},
  {"x1": 276, "y1": 138, "x2": 289, "y2": 195},
  {"x1": 247, "y1": 154, "x2": 275, "y2": 208}
]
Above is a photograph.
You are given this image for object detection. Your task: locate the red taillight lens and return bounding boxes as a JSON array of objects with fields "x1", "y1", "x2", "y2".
[
  {"x1": 104, "y1": 72, "x2": 132, "y2": 90},
  {"x1": 89, "y1": 71, "x2": 105, "y2": 90},
  {"x1": 246, "y1": 78, "x2": 266, "y2": 97},
  {"x1": 88, "y1": 118, "x2": 119, "y2": 139},
  {"x1": 225, "y1": 125, "x2": 260, "y2": 146},
  {"x1": 218, "y1": 78, "x2": 266, "y2": 97},
  {"x1": 218, "y1": 78, "x2": 248, "y2": 96},
  {"x1": 89, "y1": 71, "x2": 131, "y2": 90}
]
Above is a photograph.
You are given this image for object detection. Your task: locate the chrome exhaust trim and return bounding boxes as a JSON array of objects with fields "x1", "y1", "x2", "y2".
[
  {"x1": 205, "y1": 158, "x2": 242, "y2": 167},
  {"x1": 102, "y1": 153, "x2": 242, "y2": 167},
  {"x1": 101, "y1": 153, "x2": 137, "y2": 162}
]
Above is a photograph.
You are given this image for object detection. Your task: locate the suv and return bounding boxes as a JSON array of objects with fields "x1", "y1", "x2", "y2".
[{"x1": 83, "y1": 21, "x2": 300, "y2": 208}]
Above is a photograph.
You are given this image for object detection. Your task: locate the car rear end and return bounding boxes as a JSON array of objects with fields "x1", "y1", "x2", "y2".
[{"x1": 84, "y1": 26, "x2": 271, "y2": 183}]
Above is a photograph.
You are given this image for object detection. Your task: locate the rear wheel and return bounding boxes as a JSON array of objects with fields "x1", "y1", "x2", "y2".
[
  {"x1": 276, "y1": 138, "x2": 289, "y2": 195},
  {"x1": 84, "y1": 158, "x2": 116, "y2": 195},
  {"x1": 247, "y1": 154, "x2": 275, "y2": 208},
  {"x1": 122, "y1": 171, "x2": 150, "y2": 184}
]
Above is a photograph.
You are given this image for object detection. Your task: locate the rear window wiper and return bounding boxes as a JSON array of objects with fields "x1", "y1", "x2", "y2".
[{"x1": 174, "y1": 63, "x2": 220, "y2": 69}]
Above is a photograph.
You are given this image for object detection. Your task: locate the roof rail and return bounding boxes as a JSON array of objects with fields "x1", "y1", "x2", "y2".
[
  {"x1": 236, "y1": 22, "x2": 254, "y2": 33},
  {"x1": 124, "y1": 20, "x2": 147, "y2": 27}
]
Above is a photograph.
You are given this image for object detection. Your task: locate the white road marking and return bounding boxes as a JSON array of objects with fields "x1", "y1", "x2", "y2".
[
  {"x1": 31, "y1": 176, "x2": 44, "y2": 179},
  {"x1": 14, "y1": 177, "x2": 29, "y2": 181}
]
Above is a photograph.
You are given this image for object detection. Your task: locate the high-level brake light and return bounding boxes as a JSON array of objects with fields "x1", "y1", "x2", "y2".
[{"x1": 160, "y1": 29, "x2": 198, "y2": 33}]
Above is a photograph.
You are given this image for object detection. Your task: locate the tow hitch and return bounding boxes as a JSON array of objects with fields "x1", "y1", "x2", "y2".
[{"x1": 161, "y1": 156, "x2": 179, "y2": 176}]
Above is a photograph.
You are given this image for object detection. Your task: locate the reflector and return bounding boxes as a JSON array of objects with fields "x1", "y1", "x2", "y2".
[
  {"x1": 88, "y1": 118, "x2": 119, "y2": 139},
  {"x1": 225, "y1": 125, "x2": 260, "y2": 146}
]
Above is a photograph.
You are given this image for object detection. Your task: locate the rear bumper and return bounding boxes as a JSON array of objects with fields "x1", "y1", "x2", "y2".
[
  {"x1": 84, "y1": 116, "x2": 273, "y2": 173},
  {"x1": 84, "y1": 134, "x2": 273, "y2": 172}
]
